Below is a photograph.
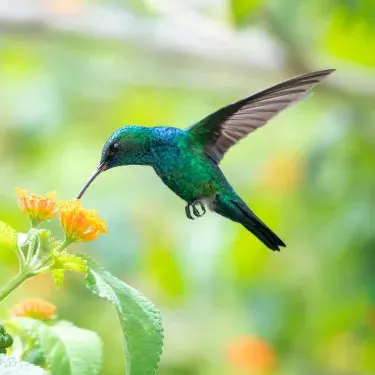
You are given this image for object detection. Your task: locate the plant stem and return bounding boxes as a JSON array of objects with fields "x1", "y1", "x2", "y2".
[
  {"x1": 33, "y1": 239, "x2": 71, "y2": 274},
  {"x1": 0, "y1": 272, "x2": 30, "y2": 304},
  {"x1": 60, "y1": 238, "x2": 73, "y2": 251},
  {"x1": 15, "y1": 246, "x2": 26, "y2": 272},
  {"x1": 0, "y1": 236, "x2": 72, "y2": 303},
  {"x1": 25, "y1": 232, "x2": 38, "y2": 265}
]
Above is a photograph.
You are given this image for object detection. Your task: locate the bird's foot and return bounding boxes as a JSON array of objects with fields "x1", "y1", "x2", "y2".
[{"x1": 185, "y1": 200, "x2": 206, "y2": 220}]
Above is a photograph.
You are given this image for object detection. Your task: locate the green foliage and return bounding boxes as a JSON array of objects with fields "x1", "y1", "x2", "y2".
[
  {"x1": 0, "y1": 196, "x2": 164, "y2": 375},
  {"x1": 230, "y1": 0, "x2": 262, "y2": 26},
  {"x1": 84, "y1": 257, "x2": 164, "y2": 375},
  {"x1": 3, "y1": 334, "x2": 13, "y2": 348},
  {"x1": 0, "y1": 222, "x2": 17, "y2": 253},
  {"x1": 4, "y1": 248, "x2": 165, "y2": 375},
  {"x1": 13, "y1": 318, "x2": 102, "y2": 375},
  {"x1": 51, "y1": 253, "x2": 88, "y2": 286},
  {"x1": 23, "y1": 348, "x2": 46, "y2": 368},
  {"x1": 51, "y1": 253, "x2": 88, "y2": 273},
  {"x1": 0, "y1": 323, "x2": 14, "y2": 354},
  {"x1": 325, "y1": 10, "x2": 375, "y2": 66},
  {"x1": 0, "y1": 355, "x2": 47, "y2": 375},
  {"x1": 51, "y1": 270, "x2": 64, "y2": 287},
  {"x1": 145, "y1": 233, "x2": 186, "y2": 300}
]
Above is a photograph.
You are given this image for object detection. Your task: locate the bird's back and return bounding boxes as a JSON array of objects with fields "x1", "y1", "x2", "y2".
[{"x1": 149, "y1": 127, "x2": 230, "y2": 203}]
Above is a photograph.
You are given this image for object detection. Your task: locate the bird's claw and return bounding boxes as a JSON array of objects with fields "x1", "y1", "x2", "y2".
[
  {"x1": 185, "y1": 204, "x2": 194, "y2": 220},
  {"x1": 185, "y1": 200, "x2": 206, "y2": 220}
]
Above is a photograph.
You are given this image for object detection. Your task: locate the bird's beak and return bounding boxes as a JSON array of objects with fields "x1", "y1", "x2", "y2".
[{"x1": 77, "y1": 161, "x2": 107, "y2": 199}]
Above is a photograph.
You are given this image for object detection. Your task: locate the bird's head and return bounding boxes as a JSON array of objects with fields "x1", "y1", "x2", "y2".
[{"x1": 77, "y1": 126, "x2": 152, "y2": 199}]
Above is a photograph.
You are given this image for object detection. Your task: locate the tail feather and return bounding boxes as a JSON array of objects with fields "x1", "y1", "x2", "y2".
[{"x1": 213, "y1": 195, "x2": 286, "y2": 251}]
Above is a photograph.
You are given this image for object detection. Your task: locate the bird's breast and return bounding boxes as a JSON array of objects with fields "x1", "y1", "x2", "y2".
[{"x1": 152, "y1": 142, "x2": 216, "y2": 202}]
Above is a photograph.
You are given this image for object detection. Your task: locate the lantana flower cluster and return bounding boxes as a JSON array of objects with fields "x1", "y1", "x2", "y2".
[
  {"x1": 10, "y1": 298, "x2": 56, "y2": 320},
  {"x1": 16, "y1": 189, "x2": 108, "y2": 243}
]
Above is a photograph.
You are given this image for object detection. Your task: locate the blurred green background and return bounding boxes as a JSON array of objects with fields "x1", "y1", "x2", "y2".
[{"x1": 1, "y1": 0, "x2": 375, "y2": 374}]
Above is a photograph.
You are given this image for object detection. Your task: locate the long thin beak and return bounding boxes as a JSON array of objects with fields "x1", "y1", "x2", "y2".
[{"x1": 77, "y1": 161, "x2": 107, "y2": 199}]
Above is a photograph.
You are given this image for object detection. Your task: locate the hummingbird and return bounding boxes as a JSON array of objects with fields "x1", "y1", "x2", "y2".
[{"x1": 77, "y1": 69, "x2": 334, "y2": 251}]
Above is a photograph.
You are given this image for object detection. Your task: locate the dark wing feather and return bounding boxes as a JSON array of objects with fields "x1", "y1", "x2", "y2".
[{"x1": 188, "y1": 69, "x2": 335, "y2": 163}]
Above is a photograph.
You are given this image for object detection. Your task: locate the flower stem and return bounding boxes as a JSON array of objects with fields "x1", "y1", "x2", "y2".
[
  {"x1": 0, "y1": 272, "x2": 30, "y2": 304},
  {"x1": 25, "y1": 232, "x2": 38, "y2": 265},
  {"x1": 15, "y1": 246, "x2": 26, "y2": 272},
  {"x1": 60, "y1": 238, "x2": 73, "y2": 251}
]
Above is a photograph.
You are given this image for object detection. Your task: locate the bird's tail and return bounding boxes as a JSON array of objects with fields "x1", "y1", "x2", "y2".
[{"x1": 213, "y1": 195, "x2": 286, "y2": 251}]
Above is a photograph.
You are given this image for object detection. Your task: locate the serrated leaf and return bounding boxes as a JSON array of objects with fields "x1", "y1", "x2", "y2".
[
  {"x1": 0, "y1": 221, "x2": 18, "y2": 253},
  {"x1": 230, "y1": 0, "x2": 262, "y2": 26},
  {"x1": 23, "y1": 347, "x2": 46, "y2": 368},
  {"x1": 84, "y1": 257, "x2": 163, "y2": 375},
  {"x1": 13, "y1": 318, "x2": 102, "y2": 375},
  {"x1": 0, "y1": 354, "x2": 47, "y2": 375},
  {"x1": 52, "y1": 253, "x2": 87, "y2": 274},
  {"x1": 52, "y1": 270, "x2": 64, "y2": 287}
]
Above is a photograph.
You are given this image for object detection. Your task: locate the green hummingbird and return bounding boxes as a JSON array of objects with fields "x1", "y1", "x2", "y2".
[{"x1": 77, "y1": 69, "x2": 334, "y2": 251}]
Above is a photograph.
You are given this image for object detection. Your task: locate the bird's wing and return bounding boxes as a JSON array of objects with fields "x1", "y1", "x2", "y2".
[{"x1": 188, "y1": 69, "x2": 335, "y2": 163}]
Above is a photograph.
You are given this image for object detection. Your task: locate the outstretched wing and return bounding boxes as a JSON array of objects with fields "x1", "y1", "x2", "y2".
[{"x1": 188, "y1": 69, "x2": 335, "y2": 163}]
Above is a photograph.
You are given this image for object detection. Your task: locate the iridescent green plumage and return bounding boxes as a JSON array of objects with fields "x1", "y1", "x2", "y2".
[{"x1": 77, "y1": 69, "x2": 335, "y2": 251}]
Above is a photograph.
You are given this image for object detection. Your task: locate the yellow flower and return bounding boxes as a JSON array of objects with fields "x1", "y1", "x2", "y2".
[
  {"x1": 16, "y1": 188, "x2": 58, "y2": 226},
  {"x1": 10, "y1": 299, "x2": 56, "y2": 320},
  {"x1": 59, "y1": 199, "x2": 108, "y2": 243}
]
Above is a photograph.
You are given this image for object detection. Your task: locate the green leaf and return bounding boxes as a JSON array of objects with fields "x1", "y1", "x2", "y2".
[
  {"x1": 39, "y1": 321, "x2": 102, "y2": 375},
  {"x1": 0, "y1": 221, "x2": 18, "y2": 253},
  {"x1": 50, "y1": 253, "x2": 87, "y2": 286},
  {"x1": 52, "y1": 270, "x2": 64, "y2": 287},
  {"x1": 230, "y1": 0, "x2": 262, "y2": 26},
  {"x1": 13, "y1": 318, "x2": 102, "y2": 375},
  {"x1": 84, "y1": 257, "x2": 163, "y2": 375},
  {"x1": 52, "y1": 253, "x2": 88, "y2": 273},
  {"x1": 0, "y1": 354, "x2": 47, "y2": 375},
  {"x1": 23, "y1": 347, "x2": 46, "y2": 368}
]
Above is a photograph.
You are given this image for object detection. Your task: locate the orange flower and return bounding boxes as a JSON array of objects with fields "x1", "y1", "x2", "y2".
[
  {"x1": 226, "y1": 335, "x2": 276, "y2": 373},
  {"x1": 10, "y1": 299, "x2": 56, "y2": 320},
  {"x1": 59, "y1": 199, "x2": 108, "y2": 243},
  {"x1": 16, "y1": 188, "x2": 58, "y2": 226}
]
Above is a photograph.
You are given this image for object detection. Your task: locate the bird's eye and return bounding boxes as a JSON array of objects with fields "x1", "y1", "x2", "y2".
[{"x1": 110, "y1": 142, "x2": 120, "y2": 154}]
